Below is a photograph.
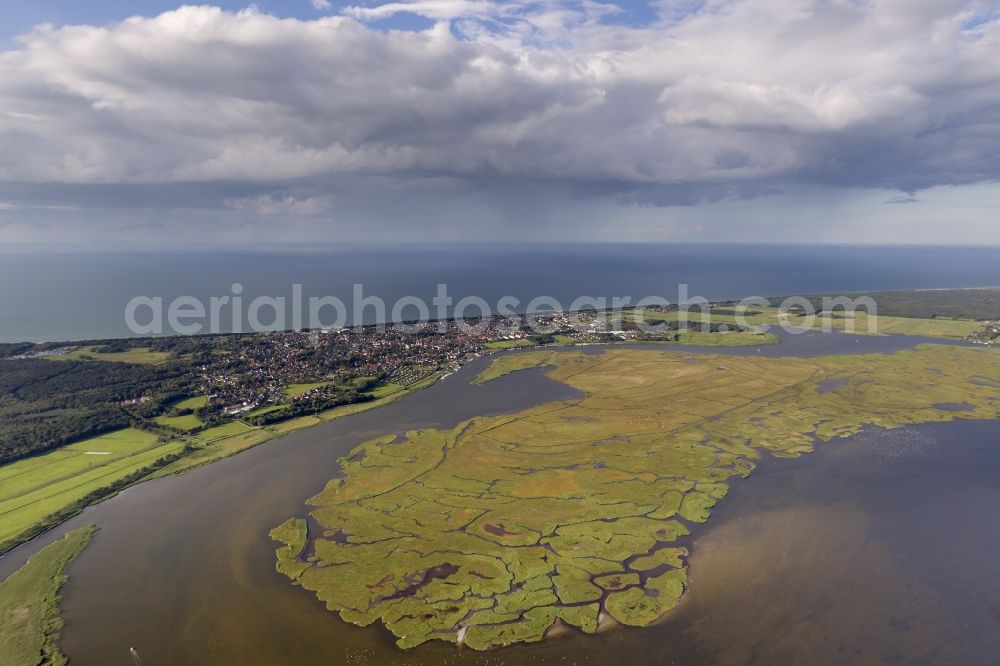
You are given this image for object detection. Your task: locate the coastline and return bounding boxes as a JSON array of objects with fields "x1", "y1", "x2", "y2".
[
  {"x1": 0, "y1": 332, "x2": 779, "y2": 558},
  {"x1": 0, "y1": 331, "x2": 996, "y2": 663},
  {"x1": 0, "y1": 325, "x2": 988, "y2": 561}
]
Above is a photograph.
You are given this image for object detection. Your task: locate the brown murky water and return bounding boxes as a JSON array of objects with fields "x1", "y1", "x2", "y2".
[
  {"x1": 2, "y1": 332, "x2": 998, "y2": 665},
  {"x1": 675, "y1": 421, "x2": 1000, "y2": 665}
]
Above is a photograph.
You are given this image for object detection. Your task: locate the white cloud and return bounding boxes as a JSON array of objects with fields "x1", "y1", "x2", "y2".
[
  {"x1": 225, "y1": 194, "x2": 329, "y2": 215},
  {"x1": 0, "y1": 2, "x2": 998, "y2": 242},
  {"x1": 311, "y1": 0, "x2": 333, "y2": 10}
]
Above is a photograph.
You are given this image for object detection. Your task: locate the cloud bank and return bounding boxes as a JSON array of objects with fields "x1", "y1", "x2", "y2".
[{"x1": 0, "y1": 1, "x2": 998, "y2": 244}]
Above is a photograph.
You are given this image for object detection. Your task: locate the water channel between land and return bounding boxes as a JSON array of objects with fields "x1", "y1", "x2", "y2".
[{"x1": 2, "y1": 329, "x2": 998, "y2": 665}]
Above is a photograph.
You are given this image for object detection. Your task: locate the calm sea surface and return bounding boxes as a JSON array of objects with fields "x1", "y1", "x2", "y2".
[{"x1": 1, "y1": 244, "x2": 999, "y2": 342}]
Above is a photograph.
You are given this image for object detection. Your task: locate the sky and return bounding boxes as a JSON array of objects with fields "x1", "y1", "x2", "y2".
[{"x1": 1, "y1": 0, "x2": 999, "y2": 248}]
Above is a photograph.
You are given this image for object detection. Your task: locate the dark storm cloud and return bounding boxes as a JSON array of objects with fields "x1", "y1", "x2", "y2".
[
  {"x1": 0, "y1": 181, "x2": 267, "y2": 209},
  {"x1": 0, "y1": 1, "x2": 998, "y2": 240}
]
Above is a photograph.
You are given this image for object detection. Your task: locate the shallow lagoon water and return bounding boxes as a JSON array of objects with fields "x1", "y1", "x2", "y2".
[{"x1": 1, "y1": 330, "x2": 998, "y2": 665}]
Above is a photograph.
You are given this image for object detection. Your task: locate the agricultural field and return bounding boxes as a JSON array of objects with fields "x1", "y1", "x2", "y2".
[
  {"x1": 173, "y1": 395, "x2": 208, "y2": 411},
  {"x1": 151, "y1": 429, "x2": 272, "y2": 478},
  {"x1": 267, "y1": 415, "x2": 323, "y2": 434},
  {"x1": 485, "y1": 339, "x2": 537, "y2": 351},
  {"x1": 45, "y1": 346, "x2": 171, "y2": 364},
  {"x1": 821, "y1": 312, "x2": 983, "y2": 338},
  {"x1": 673, "y1": 330, "x2": 779, "y2": 346},
  {"x1": 637, "y1": 308, "x2": 771, "y2": 328},
  {"x1": 0, "y1": 525, "x2": 96, "y2": 666},
  {"x1": 194, "y1": 421, "x2": 252, "y2": 443},
  {"x1": 0, "y1": 356, "x2": 195, "y2": 464},
  {"x1": 153, "y1": 376, "x2": 443, "y2": 478},
  {"x1": 154, "y1": 376, "x2": 445, "y2": 478},
  {"x1": 284, "y1": 381, "x2": 331, "y2": 398},
  {"x1": 0, "y1": 429, "x2": 182, "y2": 546},
  {"x1": 273, "y1": 344, "x2": 1000, "y2": 650},
  {"x1": 638, "y1": 307, "x2": 986, "y2": 340},
  {"x1": 154, "y1": 413, "x2": 203, "y2": 431},
  {"x1": 365, "y1": 383, "x2": 404, "y2": 399}
]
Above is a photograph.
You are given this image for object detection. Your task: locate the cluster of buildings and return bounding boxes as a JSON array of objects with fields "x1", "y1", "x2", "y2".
[
  {"x1": 970, "y1": 321, "x2": 1000, "y2": 344},
  {"x1": 195, "y1": 316, "x2": 569, "y2": 416},
  {"x1": 185, "y1": 307, "x2": 698, "y2": 417}
]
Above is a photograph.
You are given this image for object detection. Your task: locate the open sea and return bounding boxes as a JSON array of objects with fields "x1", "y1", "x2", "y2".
[{"x1": 1, "y1": 243, "x2": 998, "y2": 342}]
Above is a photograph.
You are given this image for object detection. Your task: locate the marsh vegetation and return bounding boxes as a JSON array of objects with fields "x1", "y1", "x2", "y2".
[{"x1": 273, "y1": 344, "x2": 1000, "y2": 649}]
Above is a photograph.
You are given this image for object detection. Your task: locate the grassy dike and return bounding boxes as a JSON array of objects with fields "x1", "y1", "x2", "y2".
[
  {"x1": 0, "y1": 447, "x2": 189, "y2": 557},
  {"x1": 0, "y1": 371, "x2": 448, "y2": 557},
  {"x1": 0, "y1": 372, "x2": 448, "y2": 659},
  {"x1": 0, "y1": 526, "x2": 97, "y2": 666},
  {"x1": 149, "y1": 369, "x2": 447, "y2": 478}
]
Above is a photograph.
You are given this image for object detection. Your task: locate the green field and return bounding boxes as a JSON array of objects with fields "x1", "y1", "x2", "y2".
[
  {"x1": 152, "y1": 373, "x2": 440, "y2": 477},
  {"x1": 273, "y1": 344, "x2": 1000, "y2": 650},
  {"x1": 268, "y1": 415, "x2": 324, "y2": 434},
  {"x1": 151, "y1": 429, "x2": 272, "y2": 478},
  {"x1": 0, "y1": 525, "x2": 96, "y2": 666},
  {"x1": 822, "y1": 312, "x2": 983, "y2": 338},
  {"x1": 675, "y1": 330, "x2": 779, "y2": 346},
  {"x1": 638, "y1": 308, "x2": 771, "y2": 327},
  {"x1": 153, "y1": 378, "x2": 443, "y2": 478},
  {"x1": 195, "y1": 421, "x2": 253, "y2": 443},
  {"x1": 638, "y1": 307, "x2": 985, "y2": 340},
  {"x1": 485, "y1": 339, "x2": 536, "y2": 351},
  {"x1": 173, "y1": 395, "x2": 208, "y2": 411},
  {"x1": 319, "y1": 372, "x2": 443, "y2": 422},
  {"x1": 153, "y1": 381, "x2": 445, "y2": 478},
  {"x1": 46, "y1": 346, "x2": 171, "y2": 364},
  {"x1": 365, "y1": 383, "x2": 404, "y2": 399},
  {"x1": 317, "y1": 399, "x2": 396, "y2": 422},
  {"x1": 154, "y1": 414, "x2": 203, "y2": 431},
  {"x1": 0, "y1": 429, "x2": 182, "y2": 546},
  {"x1": 284, "y1": 381, "x2": 331, "y2": 398}
]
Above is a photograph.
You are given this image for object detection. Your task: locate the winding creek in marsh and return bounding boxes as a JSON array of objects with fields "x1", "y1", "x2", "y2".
[{"x1": 1, "y1": 330, "x2": 999, "y2": 665}]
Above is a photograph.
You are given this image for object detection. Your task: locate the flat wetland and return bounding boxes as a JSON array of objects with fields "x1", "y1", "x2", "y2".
[{"x1": 1, "y1": 331, "x2": 999, "y2": 664}]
